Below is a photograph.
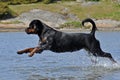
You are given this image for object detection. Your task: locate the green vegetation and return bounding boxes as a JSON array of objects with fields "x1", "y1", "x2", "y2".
[
  {"x1": 43, "y1": 0, "x2": 54, "y2": 4},
  {"x1": 0, "y1": 2, "x2": 17, "y2": 19},
  {"x1": 0, "y1": 0, "x2": 45, "y2": 19},
  {"x1": 0, "y1": 20, "x2": 22, "y2": 24},
  {"x1": 60, "y1": 21, "x2": 92, "y2": 29},
  {"x1": 8, "y1": 1, "x2": 120, "y2": 20},
  {"x1": 0, "y1": 2, "x2": 11, "y2": 19},
  {"x1": 60, "y1": 21, "x2": 82, "y2": 28},
  {"x1": 86, "y1": 0, "x2": 100, "y2": 1},
  {"x1": 0, "y1": 0, "x2": 38, "y2": 5},
  {"x1": 0, "y1": 0, "x2": 120, "y2": 21}
]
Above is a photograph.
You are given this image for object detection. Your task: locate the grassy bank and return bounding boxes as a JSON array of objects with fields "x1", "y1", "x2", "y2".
[{"x1": 8, "y1": 1, "x2": 120, "y2": 20}]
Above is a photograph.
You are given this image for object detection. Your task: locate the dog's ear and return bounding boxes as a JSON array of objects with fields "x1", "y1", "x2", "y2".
[{"x1": 35, "y1": 20, "x2": 44, "y2": 32}]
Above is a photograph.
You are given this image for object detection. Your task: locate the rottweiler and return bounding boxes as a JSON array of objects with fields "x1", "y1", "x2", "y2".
[{"x1": 17, "y1": 18, "x2": 116, "y2": 63}]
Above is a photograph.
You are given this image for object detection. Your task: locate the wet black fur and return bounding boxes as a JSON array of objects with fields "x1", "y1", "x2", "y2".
[{"x1": 25, "y1": 18, "x2": 116, "y2": 63}]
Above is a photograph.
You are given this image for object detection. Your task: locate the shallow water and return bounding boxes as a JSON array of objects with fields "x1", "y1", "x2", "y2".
[{"x1": 0, "y1": 31, "x2": 120, "y2": 80}]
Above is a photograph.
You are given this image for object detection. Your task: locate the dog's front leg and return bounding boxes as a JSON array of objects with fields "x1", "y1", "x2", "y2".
[
  {"x1": 17, "y1": 48, "x2": 35, "y2": 54},
  {"x1": 28, "y1": 47, "x2": 41, "y2": 57},
  {"x1": 28, "y1": 37, "x2": 53, "y2": 57},
  {"x1": 17, "y1": 47, "x2": 43, "y2": 57}
]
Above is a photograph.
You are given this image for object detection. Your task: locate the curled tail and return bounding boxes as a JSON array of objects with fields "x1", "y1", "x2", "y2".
[{"x1": 82, "y1": 18, "x2": 97, "y2": 36}]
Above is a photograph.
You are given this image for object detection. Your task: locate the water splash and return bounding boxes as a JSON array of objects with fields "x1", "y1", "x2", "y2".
[{"x1": 93, "y1": 60, "x2": 120, "y2": 71}]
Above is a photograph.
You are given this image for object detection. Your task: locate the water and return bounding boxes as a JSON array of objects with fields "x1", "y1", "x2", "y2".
[{"x1": 0, "y1": 31, "x2": 120, "y2": 80}]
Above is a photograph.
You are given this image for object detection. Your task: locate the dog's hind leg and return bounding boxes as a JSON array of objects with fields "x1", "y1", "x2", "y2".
[
  {"x1": 96, "y1": 51, "x2": 117, "y2": 63},
  {"x1": 89, "y1": 43, "x2": 117, "y2": 63},
  {"x1": 102, "y1": 52, "x2": 117, "y2": 63},
  {"x1": 90, "y1": 56, "x2": 98, "y2": 64},
  {"x1": 89, "y1": 48, "x2": 116, "y2": 63},
  {"x1": 88, "y1": 51, "x2": 98, "y2": 64}
]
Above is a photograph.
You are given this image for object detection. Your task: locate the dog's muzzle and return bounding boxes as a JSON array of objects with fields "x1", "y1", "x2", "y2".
[{"x1": 25, "y1": 28, "x2": 36, "y2": 34}]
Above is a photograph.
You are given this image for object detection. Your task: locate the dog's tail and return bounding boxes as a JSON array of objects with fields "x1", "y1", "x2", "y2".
[{"x1": 82, "y1": 18, "x2": 97, "y2": 36}]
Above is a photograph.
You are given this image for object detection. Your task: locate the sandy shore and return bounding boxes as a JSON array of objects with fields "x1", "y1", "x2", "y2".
[
  {"x1": 0, "y1": 18, "x2": 120, "y2": 32},
  {"x1": 0, "y1": 23, "x2": 26, "y2": 32},
  {"x1": 0, "y1": 23, "x2": 120, "y2": 32}
]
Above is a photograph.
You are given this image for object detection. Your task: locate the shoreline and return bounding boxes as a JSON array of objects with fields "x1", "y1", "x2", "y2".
[
  {"x1": 1, "y1": 27, "x2": 120, "y2": 32},
  {"x1": 0, "y1": 27, "x2": 25, "y2": 32},
  {"x1": 0, "y1": 20, "x2": 120, "y2": 32}
]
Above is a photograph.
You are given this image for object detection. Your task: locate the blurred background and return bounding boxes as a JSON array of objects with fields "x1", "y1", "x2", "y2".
[{"x1": 0, "y1": 0, "x2": 120, "y2": 31}]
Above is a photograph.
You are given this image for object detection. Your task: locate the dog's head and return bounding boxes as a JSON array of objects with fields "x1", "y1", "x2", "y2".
[{"x1": 25, "y1": 20, "x2": 44, "y2": 34}]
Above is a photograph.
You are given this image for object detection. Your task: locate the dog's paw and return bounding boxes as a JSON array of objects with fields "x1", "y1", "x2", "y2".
[
  {"x1": 17, "y1": 51, "x2": 24, "y2": 54},
  {"x1": 28, "y1": 53, "x2": 34, "y2": 57}
]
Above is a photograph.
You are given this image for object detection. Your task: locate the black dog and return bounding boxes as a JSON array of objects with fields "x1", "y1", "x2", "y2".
[{"x1": 17, "y1": 18, "x2": 117, "y2": 63}]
